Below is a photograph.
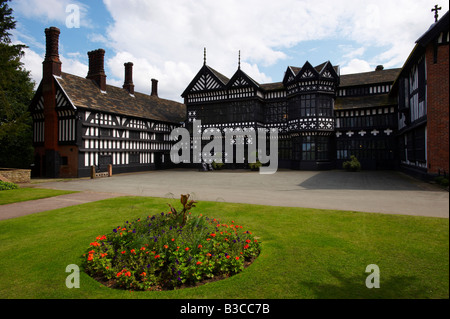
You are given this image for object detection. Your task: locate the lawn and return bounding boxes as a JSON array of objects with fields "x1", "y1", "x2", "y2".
[
  {"x1": 0, "y1": 187, "x2": 77, "y2": 205},
  {"x1": 0, "y1": 196, "x2": 448, "y2": 299}
]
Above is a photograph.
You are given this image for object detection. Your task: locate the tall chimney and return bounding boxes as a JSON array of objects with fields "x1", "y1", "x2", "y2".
[
  {"x1": 151, "y1": 78, "x2": 158, "y2": 97},
  {"x1": 43, "y1": 27, "x2": 62, "y2": 77},
  {"x1": 42, "y1": 27, "x2": 62, "y2": 178},
  {"x1": 123, "y1": 62, "x2": 135, "y2": 95},
  {"x1": 87, "y1": 49, "x2": 107, "y2": 92}
]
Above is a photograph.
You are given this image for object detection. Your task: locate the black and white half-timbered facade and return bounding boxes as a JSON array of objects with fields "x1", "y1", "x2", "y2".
[
  {"x1": 30, "y1": 12, "x2": 448, "y2": 178},
  {"x1": 182, "y1": 58, "x2": 340, "y2": 170},
  {"x1": 29, "y1": 27, "x2": 185, "y2": 178},
  {"x1": 181, "y1": 54, "x2": 403, "y2": 170}
]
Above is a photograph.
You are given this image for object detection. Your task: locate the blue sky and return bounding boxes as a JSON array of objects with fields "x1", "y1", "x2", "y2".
[{"x1": 10, "y1": 0, "x2": 449, "y2": 102}]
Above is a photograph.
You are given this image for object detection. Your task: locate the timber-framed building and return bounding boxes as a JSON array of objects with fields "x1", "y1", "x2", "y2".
[{"x1": 29, "y1": 11, "x2": 448, "y2": 179}]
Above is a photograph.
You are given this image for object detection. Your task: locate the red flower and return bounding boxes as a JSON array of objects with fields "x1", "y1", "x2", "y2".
[
  {"x1": 196, "y1": 261, "x2": 202, "y2": 265},
  {"x1": 87, "y1": 254, "x2": 94, "y2": 261},
  {"x1": 198, "y1": 244, "x2": 202, "y2": 248},
  {"x1": 155, "y1": 255, "x2": 160, "y2": 259},
  {"x1": 226, "y1": 255, "x2": 230, "y2": 259},
  {"x1": 210, "y1": 233, "x2": 216, "y2": 237},
  {"x1": 246, "y1": 239, "x2": 251, "y2": 243},
  {"x1": 185, "y1": 247, "x2": 190, "y2": 251},
  {"x1": 244, "y1": 244, "x2": 249, "y2": 249},
  {"x1": 235, "y1": 257, "x2": 239, "y2": 260}
]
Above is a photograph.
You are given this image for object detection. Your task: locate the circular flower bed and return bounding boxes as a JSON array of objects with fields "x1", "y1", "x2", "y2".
[{"x1": 82, "y1": 197, "x2": 261, "y2": 291}]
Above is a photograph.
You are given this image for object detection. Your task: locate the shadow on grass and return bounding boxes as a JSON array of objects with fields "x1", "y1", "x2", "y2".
[{"x1": 300, "y1": 269, "x2": 426, "y2": 299}]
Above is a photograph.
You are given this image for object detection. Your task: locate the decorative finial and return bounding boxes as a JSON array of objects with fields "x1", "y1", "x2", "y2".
[
  {"x1": 238, "y1": 50, "x2": 241, "y2": 69},
  {"x1": 204, "y1": 47, "x2": 206, "y2": 65},
  {"x1": 431, "y1": 4, "x2": 442, "y2": 22}
]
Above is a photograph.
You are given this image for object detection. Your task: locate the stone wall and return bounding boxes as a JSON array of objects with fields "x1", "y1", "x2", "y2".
[{"x1": 0, "y1": 169, "x2": 31, "y2": 184}]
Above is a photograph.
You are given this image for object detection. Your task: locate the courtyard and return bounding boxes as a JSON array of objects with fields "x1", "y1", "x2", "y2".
[
  {"x1": 0, "y1": 169, "x2": 448, "y2": 301},
  {"x1": 33, "y1": 169, "x2": 449, "y2": 218}
]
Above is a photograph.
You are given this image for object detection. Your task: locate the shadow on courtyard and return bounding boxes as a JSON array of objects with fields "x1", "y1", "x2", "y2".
[{"x1": 298, "y1": 170, "x2": 423, "y2": 191}]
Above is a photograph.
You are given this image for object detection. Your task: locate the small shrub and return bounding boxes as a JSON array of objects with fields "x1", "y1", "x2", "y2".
[
  {"x1": 434, "y1": 176, "x2": 449, "y2": 187},
  {"x1": 212, "y1": 161, "x2": 224, "y2": 170},
  {"x1": 82, "y1": 195, "x2": 261, "y2": 291},
  {"x1": 0, "y1": 181, "x2": 19, "y2": 191},
  {"x1": 248, "y1": 161, "x2": 262, "y2": 170},
  {"x1": 343, "y1": 155, "x2": 361, "y2": 172}
]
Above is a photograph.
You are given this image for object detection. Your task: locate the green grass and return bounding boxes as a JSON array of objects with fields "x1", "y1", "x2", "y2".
[
  {"x1": 0, "y1": 188, "x2": 77, "y2": 205},
  {"x1": 0, "y1": 196, "x2": 448, "y2": 299}
]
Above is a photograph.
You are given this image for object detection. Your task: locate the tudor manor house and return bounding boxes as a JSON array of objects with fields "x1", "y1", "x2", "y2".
[{"x1": 29, "y1": 11, "x2": 449, "y2": 179}]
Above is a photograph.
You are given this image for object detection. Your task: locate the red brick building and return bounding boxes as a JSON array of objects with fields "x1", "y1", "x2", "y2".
[{"x1": 392, "y1": 11, "x2": 449, "y2": 178}]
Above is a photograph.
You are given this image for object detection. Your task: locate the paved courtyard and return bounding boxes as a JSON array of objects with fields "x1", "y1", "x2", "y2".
[{"x1": 33, "y1": 169, "x2": 448, "y2": 218}]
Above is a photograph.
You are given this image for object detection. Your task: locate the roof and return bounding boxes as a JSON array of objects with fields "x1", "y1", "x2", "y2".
[
  {"x1": 416, "y1": 11, "x2": 449, "y2": 46},
  {"x1": 339, "y1": 68, "x2": 401, "y2": 87},
  {"x1": 207, "y1": 65, "x2": 229, "y2": 85},
  {"x1": 391, "y1": 11, "x2": 449, "y2": 92},
  {"x1": 335, "y1": 93, "x2": 397, "y2": 110},
  {"x1": 55, "y1": 72, "x2": 186, "y2": 124}
]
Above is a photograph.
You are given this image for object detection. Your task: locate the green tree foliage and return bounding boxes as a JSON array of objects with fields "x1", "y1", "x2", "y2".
[{"x1": 0, "y1": 0, "x2": 35, "y2": 168}]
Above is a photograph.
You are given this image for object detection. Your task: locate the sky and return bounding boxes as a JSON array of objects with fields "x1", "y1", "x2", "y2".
[{"x1": 9, "y1": 0, "x2": 449, "y2": 102}]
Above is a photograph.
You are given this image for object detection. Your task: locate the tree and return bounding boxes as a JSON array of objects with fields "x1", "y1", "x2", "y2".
[{"x1": 0, "y1": 0, "x2": 35, "y2": 168}]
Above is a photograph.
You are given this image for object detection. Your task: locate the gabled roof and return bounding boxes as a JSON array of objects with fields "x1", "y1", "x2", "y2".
[
  {"x1": 226, "y1": 68, "x2": 261, "y2": 90},
  {"x1": 53, "y1": 73, "x2": 185, "y2": 124},
  {"x1": 391, "y1": 11, "x2": 449, "y2": 93},
  {"x1": 416, "y1": 11, "x2": 449, "y2": 46},
  {"x1": 181, "y1": 64, "x2": 229, "y2": 97},
  {"x1": 296, "y1": 61, "x2": 320, "y2": 80}
]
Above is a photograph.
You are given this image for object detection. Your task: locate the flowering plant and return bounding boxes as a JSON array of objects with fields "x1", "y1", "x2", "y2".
[{"x1": 82, "y1": 199, "x2": 261, "y2": 291}]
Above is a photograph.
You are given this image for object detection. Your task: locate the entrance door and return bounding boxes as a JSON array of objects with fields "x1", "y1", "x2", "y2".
[{"x1": 154, "y1": 153, "x2": 163, "y2": 170}]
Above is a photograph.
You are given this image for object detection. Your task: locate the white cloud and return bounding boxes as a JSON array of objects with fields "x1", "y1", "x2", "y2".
[
  {"x1": 11, "y1": 0, "x2": 91, "y2": 28},
  {"x1": 13, "y1": 0, "x2": 450, "y2": 100},
  {"x1": 340, "y1": 58, "x2": 373, "y2": 75},
  {"x1": 99, "y1": 0, "x2": 448, "y2": 101},
  {"x1": 20, "y1": 47, "x2": 44, "y2": 86},
  {"x1": 16, "y1": 45, "x2": 88, "y2": 90}
]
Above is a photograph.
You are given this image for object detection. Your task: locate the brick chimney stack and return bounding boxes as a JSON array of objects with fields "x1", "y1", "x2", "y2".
[
  {"x1": 87, "y1": 49, "x2": 107, "y2": 92},
  {"x1": 42, "y1": 27, "x2": 62, "y2": 178},
  {"x1": 123, "y1": 62, "x2": 135, "y2": 95},
  {"x1": 151, "y1": 78, "x2": 158, "y2": 97},
  {"x1": 43, "y1": 27, "x2": 62, "y2": 77}
]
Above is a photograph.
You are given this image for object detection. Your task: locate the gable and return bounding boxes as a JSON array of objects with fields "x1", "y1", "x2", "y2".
[
  {"x1": 182, "y1": 65, "x2": 227, "y2": 97},
  {"x1": 318, "y1": 61, "x2": 339, "y2": 82},
  {"x1": 226, "y1": 69, "x2": 260, "y2": 90},
  {"x1": 296, "y1": 61, "x2": 319, "y2": 80},
  {"x1": 282, "y1": 67, "x2": 297, "y2": 85}
]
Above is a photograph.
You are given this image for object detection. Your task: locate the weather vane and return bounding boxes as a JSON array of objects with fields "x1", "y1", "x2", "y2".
[{"x1": 431, "y1": 4, "x2": 442, "y2": 22}]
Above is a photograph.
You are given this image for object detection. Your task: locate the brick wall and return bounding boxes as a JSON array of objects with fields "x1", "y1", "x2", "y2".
[
  {"x1": 425, "y1": 42, "x2": 449, "y2": 175},
  {"x1": 0, "y1": 169, "x2": 31, "y2": 183}
]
